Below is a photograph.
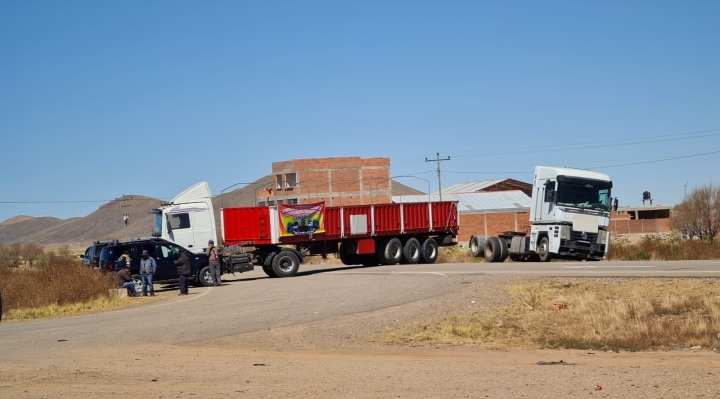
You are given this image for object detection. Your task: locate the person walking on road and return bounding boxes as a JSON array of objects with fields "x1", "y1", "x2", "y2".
[
  {"x1": 139, "y1": 250, "x2": 157, "y2": 296},
  {"x1": 174, "y1": 249, "x2": 192, "y2": 295},
  {"x1": 206, "y1": 239, "x2": 223, "y2": 286},
  {"x1": 115, "y1": 266, "x2": 138, "y2": 297}
]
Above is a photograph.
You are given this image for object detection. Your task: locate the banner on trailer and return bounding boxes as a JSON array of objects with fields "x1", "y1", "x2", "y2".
[{"x1": 278, "y1": 202, "x2": 325, "y2": 237}]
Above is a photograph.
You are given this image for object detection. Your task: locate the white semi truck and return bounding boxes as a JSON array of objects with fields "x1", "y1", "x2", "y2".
[
  {"x1": 469, "y1": 166, "x2": 613, "y2": 262},
  {"x1": 151, "y1": 182, "x2": 218, "y2": 254}
]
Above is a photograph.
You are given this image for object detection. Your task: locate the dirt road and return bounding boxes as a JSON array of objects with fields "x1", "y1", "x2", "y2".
[{"x1": 1, "y1": 263, "x2": 719, "y2": 398}]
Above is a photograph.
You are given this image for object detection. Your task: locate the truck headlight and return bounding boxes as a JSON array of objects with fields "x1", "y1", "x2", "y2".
[
  {"x1": 598, "y1": 231, "x2": 607, "y2": 245},
  {"x1": 560, "y1": 225, "x2": 570, "y2": 240}
]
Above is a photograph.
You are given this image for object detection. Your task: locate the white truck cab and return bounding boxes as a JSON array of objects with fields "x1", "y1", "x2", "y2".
[
  {"x1": 152, "y1": 182, "x2": 217, "y2": 254},
  {"x1": 469, "y1": 166, "x2": 613, "y2": 262},
  {"x1": 529, "y1": 166, "x2": 612, "y2": 260}
]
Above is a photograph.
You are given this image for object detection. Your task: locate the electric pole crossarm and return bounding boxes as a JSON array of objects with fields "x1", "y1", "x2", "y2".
[{"x1": 425, "y1": 153, "x2": 450, "y2": 201}]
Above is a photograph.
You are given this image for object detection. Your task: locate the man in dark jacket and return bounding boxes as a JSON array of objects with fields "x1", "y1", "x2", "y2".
[
  {"x1": 174, "y1": 250, "x2": 192, "y2": 295},
  {"x1": 115, "y1": 266, "x2": 138, "y2": 297}
]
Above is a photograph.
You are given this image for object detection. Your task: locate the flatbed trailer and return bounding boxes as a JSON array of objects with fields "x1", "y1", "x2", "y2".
[{"x1": 221, "y1": 201, "x2": 460, "y2": 277}]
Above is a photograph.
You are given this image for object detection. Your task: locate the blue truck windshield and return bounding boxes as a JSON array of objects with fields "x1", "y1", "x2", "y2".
[{"x1": 557, "y1": 182, "x2": 611, "y2": 211}]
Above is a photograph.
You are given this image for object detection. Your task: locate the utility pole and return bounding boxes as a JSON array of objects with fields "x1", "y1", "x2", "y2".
[
  {"x1": 117, "y1": 195, "x2": 132, "y2": 241},
  {"x1": 684, "y1": 181, "x2": 688, "y2": 199},
  {"x1": 425, "y1": 153, "x2": 451, "y2": 201}
]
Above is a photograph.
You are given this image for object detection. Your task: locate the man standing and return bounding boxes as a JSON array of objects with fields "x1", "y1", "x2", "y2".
[
  {"x1": 206, "y1": 239, "x2": 222, "y2": 286},
  {"x1": 174, "y1": 249, "x2": 192, "y2": 295},
  {"x1": 115, "y1": 266, "x2": 138, "y2": 297},
  {"x1": 139, "y1": 250, "x2": 157, "y2": 296}
]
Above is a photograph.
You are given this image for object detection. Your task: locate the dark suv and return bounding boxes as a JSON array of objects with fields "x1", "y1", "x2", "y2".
[
  {"x1": 98, "y1": 238, "x2": 214, "y2": 290},
  {"x1": 80, "y1": 240, "x2": 118, "y2": 269}
]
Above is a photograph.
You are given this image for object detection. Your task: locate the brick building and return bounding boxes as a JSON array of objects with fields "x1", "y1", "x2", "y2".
[
  {"x1": 609, "y1": 206, "x2": 672, "y2": 234},
  {"x1": 257, "y1": 157, "x2": 394, "y2": 206},
  {"x1": 395, "y1": 191, "x2": 533, "y2": 243}
]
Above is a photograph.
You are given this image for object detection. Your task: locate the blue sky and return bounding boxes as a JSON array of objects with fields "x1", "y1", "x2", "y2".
[{"x1": 1, "y1": 0, "x2": 719, "y2": 223}]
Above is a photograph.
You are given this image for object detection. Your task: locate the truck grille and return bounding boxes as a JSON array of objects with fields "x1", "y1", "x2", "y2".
[{"x1": 571, "y1": 231, "x2": 598, "y2": 243}]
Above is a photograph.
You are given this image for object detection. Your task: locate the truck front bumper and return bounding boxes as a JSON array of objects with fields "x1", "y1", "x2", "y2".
[{"x1": 558, "y1": 239, "x2": 606, "y2": 259}]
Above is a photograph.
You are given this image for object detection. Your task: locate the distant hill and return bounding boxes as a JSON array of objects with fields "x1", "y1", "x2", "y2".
[{"x1": 0, "y1": 179, "x2": 425, "y2": 248}]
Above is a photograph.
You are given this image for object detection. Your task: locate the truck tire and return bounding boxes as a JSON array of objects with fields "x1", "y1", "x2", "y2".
[
  {"x1": 537, "y1": 236, "x2": 552, "y2": 262},
  {"x1": 497, "y1": 237, "x2": 509, "y2": 262},
  {"x1": 470, "y1": 235, "x2": 486, "y2": 257},
  {"x1": 339, "y1": 242, "x2": 359, "y2": 265},
  {"x1": 262, "y1": 263, "x2": 277, "y2": 278},
  {"x1": 420, "y1": 238, "x2": 438, "y2": 264},
  {"x1": 484, "y1": 237, "x2": 503, "y2": 263},
  {"x1": 271, "y1": 251, "x2": 300, "y2": 277},
  {"x1": 360, "y1": 255, "x2": 380, "y2": 267},
  {"x1": 402, "y1": 238, "x2": 421, "y2": 264},
  {"x1": 378, "y1": 238, "x2": 402, "y2": 265}
]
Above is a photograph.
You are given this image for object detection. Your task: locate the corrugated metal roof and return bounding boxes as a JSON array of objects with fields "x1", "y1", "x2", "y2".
[
  {"x1": 438, "y1": 179, "x2": 506, "y2": 194},
  {"x1": 392, "y1": 190, "x2": 532, "y2": 213}
]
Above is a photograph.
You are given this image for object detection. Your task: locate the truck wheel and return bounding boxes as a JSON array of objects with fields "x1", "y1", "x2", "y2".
[
  {"x1": 537, "y1": 236, "x2": 552, "y2": 262},
  {"x1": 262, "y1": 263, "x2": 277, "y2": 278},
  {"x1": 497, "y1": 237, "x2": 509, "y2": 262},
  {"x1": 470, "y1": 235, "x2": 485, "y2": 257},
  {"x1": 420, "y1": 238, "x2": 438, "y2": 264},
  {"x1": 360, "y1": 255, "x2": 379, "y2": 267},
  {"x1": 378, "y1": 238, "x2": 402, "y2": 265},
  {"x1": 484, "y1": 237, "x2": 502, "y2": 263},
  {"x1": 272, "y1": 251, "x2": 300, "y2": 277},
  {"x1": 402, "y1": 238, "x2": 421, "y2": 264},
  {"x1": 339, "y1": 242, "x2": 358, "y2": 265},
  {"x1": 198, "y1": 265, "x2": 215, "y2": 286}
]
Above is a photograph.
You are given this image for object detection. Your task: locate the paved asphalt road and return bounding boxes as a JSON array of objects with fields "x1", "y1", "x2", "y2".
[{"x1": 1, "y1": 260, "x2": 718, "y2": 362}]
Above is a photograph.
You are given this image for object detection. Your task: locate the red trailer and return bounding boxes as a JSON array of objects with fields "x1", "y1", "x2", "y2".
[{"x1": 221, "y1": 201, "x2": 459, "y2": 278}]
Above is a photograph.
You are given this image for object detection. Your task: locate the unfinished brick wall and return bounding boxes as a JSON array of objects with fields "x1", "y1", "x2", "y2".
[
  {"x1": 609, "y1": 218, "x2": 672, "y2": 234},
  {"x1": 458, "y1": 212, "x2": 531, "y2": 242},
  {"x1": 267, "y1": 157, "x2": 391, "y2": 206}
]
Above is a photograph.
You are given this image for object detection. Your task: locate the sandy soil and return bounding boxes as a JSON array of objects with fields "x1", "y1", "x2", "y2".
[{"x1": 1, "y1": 275, "x2": 719, "y2": 398}]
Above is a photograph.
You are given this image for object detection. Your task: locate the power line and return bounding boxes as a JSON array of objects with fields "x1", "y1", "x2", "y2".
[
  {"x1": 0, "y1": 200, "x2": 115, "y2": 204},
  {"x1": 425, "y1": 153, "x2": 451, "y2": 201},
  {"x1": 584, "y1": 149, "x2": 720, "y2": 169}
]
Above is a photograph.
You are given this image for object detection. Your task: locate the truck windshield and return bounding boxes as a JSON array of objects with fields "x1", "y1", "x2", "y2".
[
  {"x1": 153, "y1": 213, "x2": 162, "y2": 237},
  {"x1": 557, "y1": 183, "x2": 611, "y2": 211}
]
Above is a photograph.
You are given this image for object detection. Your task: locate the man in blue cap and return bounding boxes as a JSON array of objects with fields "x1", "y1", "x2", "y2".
[
  {"x1": 139, "y1": 249, "x2": 157, "y2": 296},
  {"x1": 206, "y1": 239, "x2": 222, "y2": 286}
]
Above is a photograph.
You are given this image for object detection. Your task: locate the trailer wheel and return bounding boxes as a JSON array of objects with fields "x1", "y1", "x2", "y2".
[
  {"x1": 420, "y1": 238, "x2": 438, "y2": 264},
  {"x1": 339, "y1": 242, "x2": 359, "y2": 265},
  {"x1": 470, "y1": 235, "x2": 485, "y2": 257},
  {"x1": 537, "y1": 236, "x2": 552, "y2": 262},
  {"x1": 262, "y1": 264, "x2": 278, "y2": 278},
  {"x1": 272, "y1": 251, "x2": 300, "y2": 277},
  {"x1": 378, "y1": 238, "x2": 403, "y2": 265},
  {"x1": 484, "y1": 237, "x2": 503, "y2": 263},
  {"x1": 402, "y1": 238, "x2": 421, "y2": 264},
  {"x1": 360, "y1": 255, "x2": 380, "y2": 267}
]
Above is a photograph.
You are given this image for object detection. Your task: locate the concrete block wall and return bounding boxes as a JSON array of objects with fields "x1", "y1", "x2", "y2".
[{"x1": 608, "y1": 218, "x2": 672, "y2": 234}]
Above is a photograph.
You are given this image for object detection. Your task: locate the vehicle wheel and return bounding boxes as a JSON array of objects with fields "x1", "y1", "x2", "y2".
[
  {"x1": 262, "y1": 263, "x2": 277, "y2": 278},
  {"x1": 497, "y1": 237, "x2": 509, "y2": 262},
  {"x1": 484, "y1": 237, "x2": 503, "y2": 263},
  {"x1": 272, "y1": 251, "x2": 300, "y2": 277},
  {"x1": 339, "y1": 242, "x2": 358, "y2": 265},
  {"x1": 537, "y1": 236, "x2": 552, "y2": 262},
  {"x1": 198, "y1": 265, "x2": 215, "y2": 286},
  {"x1": 402, "y1": 238, "x2": 421, "y2": 264},
  {"x1": 360, "y1": 255, "x2": 380, "y2": 267},
  {"x1": 470, "y1": 235, "x2": 485, "y2": 258},
  {"x1": 420, "y1": 238, "x2": 438, "y2": 264},
  {"x1": 379, "y1": 238, "x2": 403, "y2": 265}
]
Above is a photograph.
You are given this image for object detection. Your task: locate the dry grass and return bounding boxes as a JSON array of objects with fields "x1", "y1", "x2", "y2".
[
  {"x1": 609, "y1": 236, "x2": 720, "y2": 261},
  {"x1": 437, "y1": 246, "x2": 486, "y2": 264},
  {"x1": 0, "y1": 253, "x2": 143, "y2": 321},
  {"x1": 386, "y1": 279, "x2": 720, "y2": 351},
  {"x1": 5, "y1": 295, "x2": 159, "y2": 321}
]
